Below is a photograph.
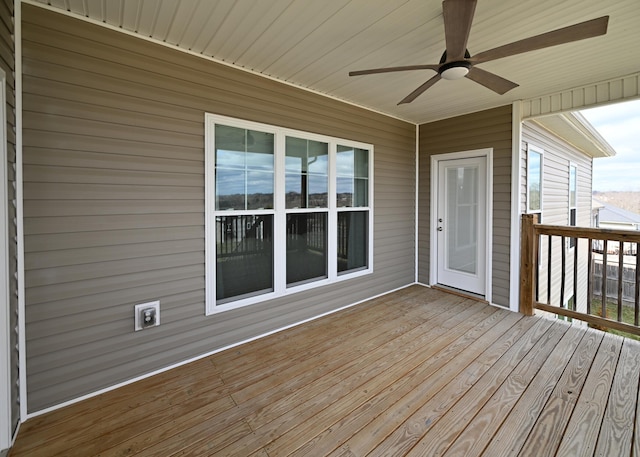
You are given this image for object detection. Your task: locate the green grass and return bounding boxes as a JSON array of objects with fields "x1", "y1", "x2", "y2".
[{"x1": 589, "y1": 297, "x2": 640, "y2": 341}]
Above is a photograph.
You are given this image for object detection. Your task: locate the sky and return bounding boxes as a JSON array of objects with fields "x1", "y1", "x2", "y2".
[{"x1": 580, "y1": 99, "x2": 640, "y2": 192}]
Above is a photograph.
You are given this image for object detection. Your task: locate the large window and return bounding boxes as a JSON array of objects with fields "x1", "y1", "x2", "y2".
[
  {"x1": 206, "y1": 114, "x2": 373, "y2": 313},
  {"x1": 527, "y1": 146, "x2": 543, "y2": 220}
]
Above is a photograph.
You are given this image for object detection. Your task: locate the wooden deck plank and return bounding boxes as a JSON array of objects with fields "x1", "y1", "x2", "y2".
[
  {"x1": 218, "y1": 290, "x2": 421, "y2": 391},
  {"x1": 291, "y1": 311, "x2": 532, "y2": 457},
  {"x1": 214, "y1": 286, "x2": 429, "y2": 383},
  {"x1": 9, "y1": 286, "x2": 640, "y2": 457},
  {"x1": 11, "y1": 369, "x2": 230, "y2": 456},
  {"x1": 244, "y1": 294, "x2": 471, "y2": 430},
  {"x1": 229, "y1": 292, "x2": 466, "y2": 405},
  {"x1": 220, "y1": 301, "x2": 496, "y2": 456},
  {"x1": 275, "y1": 309, "x2": 521, "y2": 456},
  {"x1": 555, "y1": 332, "x2": 623, "y2": 457},
  {"x1": 594, "y1": 338, "x2": 640, "y2": 457},
  {"x1": 328, "y1": 315, "x2": 549, "y2": 457},
  {"x1": 393, "y1": 320, "x2": 570, "y2": 457},
  {"x1": 450, "y1": 325, "x2": 586, "y2": 457},
  {"x1": 512, "y1": 327, "x2": 604, "y2": 457}
]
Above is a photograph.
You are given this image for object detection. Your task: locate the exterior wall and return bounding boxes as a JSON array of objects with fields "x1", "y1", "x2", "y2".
[
  {"x1": 0, "y1": 0, "x2": 17, "y2": 437},
  {"x1": 521, "y1": 121, "x2": 593, "y2": 312},
  {"x1": 22, "y1": 5, "x2": 416, "y2": 412},
  {"x1": 418, "y1": 105, "x2": 512, "y2": 307}
]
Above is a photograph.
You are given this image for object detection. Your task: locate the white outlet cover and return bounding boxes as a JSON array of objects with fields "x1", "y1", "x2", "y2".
[{"x1": 134, "y1": 301, "x2": 160, "y2": 331}]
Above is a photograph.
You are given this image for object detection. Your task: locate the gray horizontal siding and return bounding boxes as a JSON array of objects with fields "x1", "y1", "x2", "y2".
[
  {"x1": 22, "y1": 4, "x2": 416, "y2": 412},
  {"x1": 418, "y1": 105, "x2": 513, "y2": 307},
  {"x1": 522, "y1": 121, "x2": 593, "y2": 309}
]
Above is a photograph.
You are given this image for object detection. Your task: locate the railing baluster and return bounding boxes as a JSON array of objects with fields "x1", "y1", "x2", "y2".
[
  {"x1": 603, "y1": 240, "x2": 608, "y2": 320},
  {"x1": 520, "y1": 216, "x2": 640, "y2": 336},
  {"x1": 547, "y1": 235, "x2": 552, "y2": 305},
  {"x1": 573, "y1": 237, "x2": 578, "y2": 311},
  {"x1": 636, "y1": 242, "x2": 640, "y2": 326},
  {"x1": 618, "y1": 243, "x2": 624, "y2": 322},
  {"x1": 560, "y1": 236, "x2": 566, "y2": 308},
  {"x1": 587, "y1": 238, "x2": 595, "y2": 314}
]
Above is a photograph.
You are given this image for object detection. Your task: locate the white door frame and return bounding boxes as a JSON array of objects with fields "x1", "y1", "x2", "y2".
[{"x1": 430, "y1": 148, "x2": 493, "y2": 302}]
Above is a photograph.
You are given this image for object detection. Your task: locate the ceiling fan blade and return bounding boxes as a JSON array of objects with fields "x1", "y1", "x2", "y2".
[
  {"x1": 349, "y1": 64, "x2": 439, "y2": 76},
  {"x1": 398, "y1": 74, "x2": 442, "y2": 105},
  {"x1": 443, "y1": 0, "x2": 477, "y2": 61},
  {"x1": 466, "y1": 67, "x2": 518, "y2": 95},
  {"x1": 472, "y1": 16, "x2": 609, "y2": 64}
]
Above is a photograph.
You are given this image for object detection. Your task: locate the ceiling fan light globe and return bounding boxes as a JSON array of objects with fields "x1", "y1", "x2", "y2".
[{"x1": 440, "y1": 64, "x2": 470, "y2": 80}]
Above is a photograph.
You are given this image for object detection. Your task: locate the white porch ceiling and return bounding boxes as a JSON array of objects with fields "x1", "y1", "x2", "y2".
[{"x1": 29, "y1": 0, "x2": 640, "y2": 124}]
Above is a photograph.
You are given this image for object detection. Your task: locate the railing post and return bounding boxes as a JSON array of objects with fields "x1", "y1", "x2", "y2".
[{"x1": 520, "y1": 214, "x2": 537, "y2": 316}]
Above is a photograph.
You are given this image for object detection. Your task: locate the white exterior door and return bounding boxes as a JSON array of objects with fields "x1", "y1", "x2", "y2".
[{"x1": 436, "y1": 155, "x2": 487, "y2": 296}]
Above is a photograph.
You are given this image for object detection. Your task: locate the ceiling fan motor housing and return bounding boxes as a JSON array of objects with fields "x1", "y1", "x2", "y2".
[{"x1": 439, "y1": 60, "x2": 471, "y2": 80}]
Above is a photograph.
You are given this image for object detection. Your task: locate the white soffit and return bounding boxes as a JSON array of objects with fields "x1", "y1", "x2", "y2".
[
  {"x1": 529, "y1": 112, "x2": 617, "y2": 158},
  {"x1": 28, "y1": 0, "x2": 640, "y2": 125}
]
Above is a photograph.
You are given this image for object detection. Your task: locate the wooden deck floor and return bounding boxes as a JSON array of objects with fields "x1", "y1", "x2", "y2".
[{"x1": 10, "y1": 285, "x2": 640, "y2": 456}]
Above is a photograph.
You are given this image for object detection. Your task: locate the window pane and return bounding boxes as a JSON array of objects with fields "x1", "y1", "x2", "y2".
[
  {"x1": 285, "y1": 137, "x2": 306, "y2": 173},
  {"x1": 246, "y1": 130, "x2": 274, "y2": 171},
  {"x1": 287, "y1": 213, "x2": 327, "y2": 286},
  {"x1": 337, "y1": 177, "x2": 353, "y2": 207},
  {"x1": 354, "y1": 178, "x2": 368, "y2": 207},
  {"x1": 216, "y1": 168, "x2": 245, "y2": 210},
  {"x1": 308, "y1": 174, "x2": 328, "y2": 207},
  {"x1": 337, "y1": 146, "x2": 354, "y2": 176},
  {"x1": 216, "y1": 215, "x2": 273, "y2": 303},
  {"x1": 215, "y1": 125, "x2": 245, "y2": 169},
  {"x1": 569, "y1": 166, "x2": 577, "y2": 207},
  {"x1": 354, "y1": 148, "x2": 368, "y2": 178},
  {"x1": 337, "y1": 145, "x2": 368, "y2": 208},
  {"x1": 247, "y1": 171, "x2": 274, "y2": 209},
  {"x1": 285, "y1": 173, "x2": 304, "y2": 208},
  {"x1": 528, "y1": 151, "x2": 541, "y2": 211},
  {"x1": 308, "y1": 142, "x2": 328, "y2": 175},
  {"x1": 337, "y1": 211, "x2": 368, "y2": 274},
  {"x1": 286, "y1": 137, "x2": 328, "y2": 209}
]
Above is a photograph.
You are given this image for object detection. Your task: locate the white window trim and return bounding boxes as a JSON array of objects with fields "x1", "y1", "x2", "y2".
[
  {"x1": 526, "y1": 144, "x2": 543, "y2": 219},
  {"x1": 204, "y1": 113, "x2": 374, "y2": 315}
]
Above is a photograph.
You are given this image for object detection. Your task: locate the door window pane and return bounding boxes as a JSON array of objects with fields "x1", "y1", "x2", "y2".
[
  {"x1": 286, "y1": 213, "x2": 328, "y2": 286},
  {"x1": 216, "y1": 215, "x2": 274, "y2": 303},
  {"x1": 337, "y1": 211, "x2": 368, "y2": 273},
  {"x1": 446, "y1": 167, "x2": 477, "y2": 275}
]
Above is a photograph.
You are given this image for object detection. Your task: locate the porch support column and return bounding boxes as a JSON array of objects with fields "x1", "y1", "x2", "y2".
[{"x1": 520, "y1": 214, "x2": 537, "y2": 316}]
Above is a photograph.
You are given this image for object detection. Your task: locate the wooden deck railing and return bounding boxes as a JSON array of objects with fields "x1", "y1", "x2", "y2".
[{"x1": 520, "y1": 213, "x2": 640, "y2": 336}]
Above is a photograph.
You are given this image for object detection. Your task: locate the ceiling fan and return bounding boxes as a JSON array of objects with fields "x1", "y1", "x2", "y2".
[{"x1": 349, "y1": 0, "x2": 609, "y2": 104}]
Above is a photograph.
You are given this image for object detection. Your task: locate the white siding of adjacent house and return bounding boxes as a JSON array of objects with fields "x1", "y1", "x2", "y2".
[{"x1": 521, "y1": 121, "x2": 593, "y2": 313}]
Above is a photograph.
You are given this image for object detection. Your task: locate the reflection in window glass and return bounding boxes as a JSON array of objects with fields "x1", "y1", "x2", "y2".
[
  {"x1": 569, "y1": 165, "x2": 577, "y2": 208},
  {"x1": 285, "y1": 137, "x2": 328, "y2": 209},
  {"x1": 216, "y1": 215, "x2": 274, "y2": 303},
  {"x1": 215, "y1": 125, "x2": 274, "y2": 210},
  {"x1": 337, "y1": 211, "x2": 368, "y2": 274},
  {"x1": 528, "y1": 150, "x2": 542, "y2": 212},
  {"x1": 286, "y1": 213, "x2": 327, "y2": 286},
  {"x1": 337, "y1": 145, "x2": 368, "y2": 207}
]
